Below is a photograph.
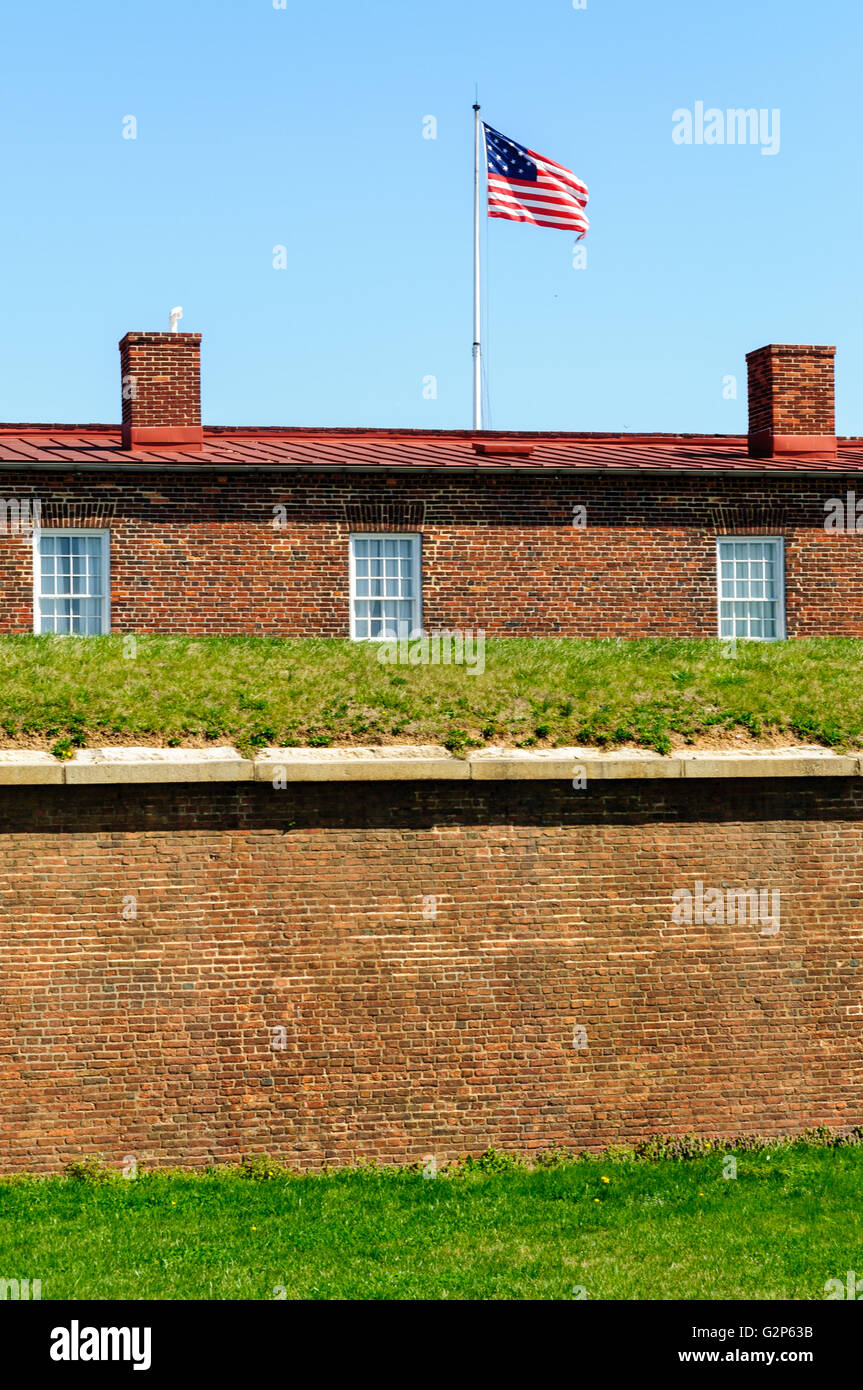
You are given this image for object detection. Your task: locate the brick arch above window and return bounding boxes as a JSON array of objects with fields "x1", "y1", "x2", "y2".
[
  {"x1": 39, "y1": 501, "x2": 117, "y2": 528},
  {"x1": 710, "y1": 504, "x2": 789, "y2": 535},
  {"x1": 342, "y1": 501, "x2": 425, "y2": 532}
]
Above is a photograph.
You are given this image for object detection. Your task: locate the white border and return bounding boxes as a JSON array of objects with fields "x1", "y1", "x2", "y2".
[
  {"x1": 715, "y1": 535, "x2": 785, "y2": 640},
  {"x1": 348, "y1": 532, "x2": 422, "y2": 640},
  {"x1": 32, "y1": 528, "x2": 111, "y2": 635}
]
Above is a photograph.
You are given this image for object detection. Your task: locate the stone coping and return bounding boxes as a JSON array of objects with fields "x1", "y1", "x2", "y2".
[{"x1": 0, "y1": 744, "x2": 858, "y2": 785}]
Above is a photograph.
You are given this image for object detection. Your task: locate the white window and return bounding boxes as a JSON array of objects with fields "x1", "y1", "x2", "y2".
[
  {"x1": 717, "y1": 537, "x2": 784, "y2": 640},
  {"x1": 33, "y1": 530, "x2": 110, "y2": 635},
  {"x1": 350, "y1": 534, "x2": 421, "y2": 640}
]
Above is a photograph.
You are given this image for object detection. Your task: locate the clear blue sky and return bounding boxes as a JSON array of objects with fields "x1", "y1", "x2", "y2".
[{"x1": 0, "y1": 0, "x2": 858, "y2": 433}]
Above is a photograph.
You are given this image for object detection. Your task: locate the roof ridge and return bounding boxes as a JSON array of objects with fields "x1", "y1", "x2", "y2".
[{"x1": 2, "y1": 423, "x2": 863, "y2": 444}]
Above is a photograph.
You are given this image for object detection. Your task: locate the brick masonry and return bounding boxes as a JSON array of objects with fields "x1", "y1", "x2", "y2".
[
  {"x1": 119, "y1": 332, "x2": 203, "y2": 449},
  {"x1": 747, "y1": 344, "x2": 836, "y2": 453},
  {"x1": 2, "y1": 469, "x2": 863, "y2": 635},
  {"x1": 1, "y1": 778, "x2": 861, "y2": 1172}
]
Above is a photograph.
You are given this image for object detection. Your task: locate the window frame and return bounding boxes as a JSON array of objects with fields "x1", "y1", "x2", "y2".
[
  {"x1": 349, "y1": 532, "x2": 422, "y2": 641},
  {"x1": 32, "y1": 528, "x2": 111, "y2": 636},
  {"x1": 715, "y1": 535, "x2": 785, "y2": 641}
]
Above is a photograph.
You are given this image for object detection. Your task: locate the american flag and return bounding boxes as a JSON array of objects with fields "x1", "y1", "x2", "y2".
[{"x1": 483, "y1": 123, "x2": 589, "y2": 239}]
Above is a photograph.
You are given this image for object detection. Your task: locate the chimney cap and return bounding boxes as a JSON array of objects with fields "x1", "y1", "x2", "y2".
[
  {"x1": 119, "y1": 330, "x2": 201, "y2": 347},
  {"x1": 746, "y1": 342, "x2": 836, "y2": 361}
]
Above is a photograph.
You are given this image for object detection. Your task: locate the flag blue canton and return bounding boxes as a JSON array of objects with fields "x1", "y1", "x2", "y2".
[{"x1": 483, "y1": 125, "x2": 537, "y2": 182}]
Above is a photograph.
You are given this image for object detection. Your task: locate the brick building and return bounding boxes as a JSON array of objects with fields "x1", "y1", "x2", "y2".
[
  {"x1": 2, "y1": 335, "x2": 863, "y2": 1173},
  {"x1": 0, "y1": 334, "x2": 859, "y2": 639}
]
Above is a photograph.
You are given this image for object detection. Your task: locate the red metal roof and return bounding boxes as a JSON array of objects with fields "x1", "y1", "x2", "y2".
[{"x1": 0, "y1": 424, "x2": 862, "y2": 473}]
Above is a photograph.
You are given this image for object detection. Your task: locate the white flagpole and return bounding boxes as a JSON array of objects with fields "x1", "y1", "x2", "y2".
[{"x1": 473, "y1": 102, "x2": 483, "y2": 430}]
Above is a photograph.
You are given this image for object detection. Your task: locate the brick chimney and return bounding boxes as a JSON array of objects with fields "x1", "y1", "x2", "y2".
[
  {"x1": 746, "y1": 343, "x2": 837, "y2": 459},
  {"x1": 119, "y1": 332, "x2": 203, "y2": 450}
]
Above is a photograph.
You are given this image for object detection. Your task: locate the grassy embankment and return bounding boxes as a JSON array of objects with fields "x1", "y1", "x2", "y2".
[{"x1": 0, "y1": 634, "x2": 861, "y2": 757}]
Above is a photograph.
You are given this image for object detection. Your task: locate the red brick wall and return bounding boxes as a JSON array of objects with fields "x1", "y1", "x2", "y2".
[
  {"x1": 0, "y1": 779, "x2": 860, "y2": 1172},
  {"x1": 0, "y1": 469, "x2": 861, "y2": 636}
]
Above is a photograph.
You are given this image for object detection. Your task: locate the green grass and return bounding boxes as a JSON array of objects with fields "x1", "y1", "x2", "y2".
[
  {"x1": 2, "y1": 634, "x2": 863, "y2": 755},
  {"x1": 2, "y1": 1142, "x2": 862, "y2": 1300}
]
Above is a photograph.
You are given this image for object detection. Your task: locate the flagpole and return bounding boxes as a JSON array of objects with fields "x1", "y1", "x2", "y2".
[{"x1": 473, "y1": 101, "x2": 482, "y2": 431}]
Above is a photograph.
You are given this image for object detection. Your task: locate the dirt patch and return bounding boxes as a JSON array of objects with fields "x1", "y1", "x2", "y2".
[{"x1": 0, "y1": 730, "x2": 859, "y2": 757}]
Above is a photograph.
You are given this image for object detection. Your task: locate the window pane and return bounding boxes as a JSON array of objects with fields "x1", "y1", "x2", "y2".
[
  {"x1": 351, "y1": 536, "x2": 419, "y2": 639},
  {"x1": 38, "y1": 534, "x2": 105, "y2": 633},
  {"x1": 717, "y1": 540, "x2": 781, "y2": 641}
]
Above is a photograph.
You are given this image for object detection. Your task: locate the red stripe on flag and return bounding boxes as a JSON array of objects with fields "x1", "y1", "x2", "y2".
[
  {"x1": 488, "y1": 182, "x2": 587, "y2": 212},
  {"x1": 489, "y1": 201, "x2": 588, "y2": 230},
  {"x1": 527, "y1": 149, "x2": 589, "y2": 195},
  {"x1": 489, "y1": 174, "x2": 588, "y2": 208},
  {"x1": 489, "y1": 207, "x2": 589, "y2": 235}
]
